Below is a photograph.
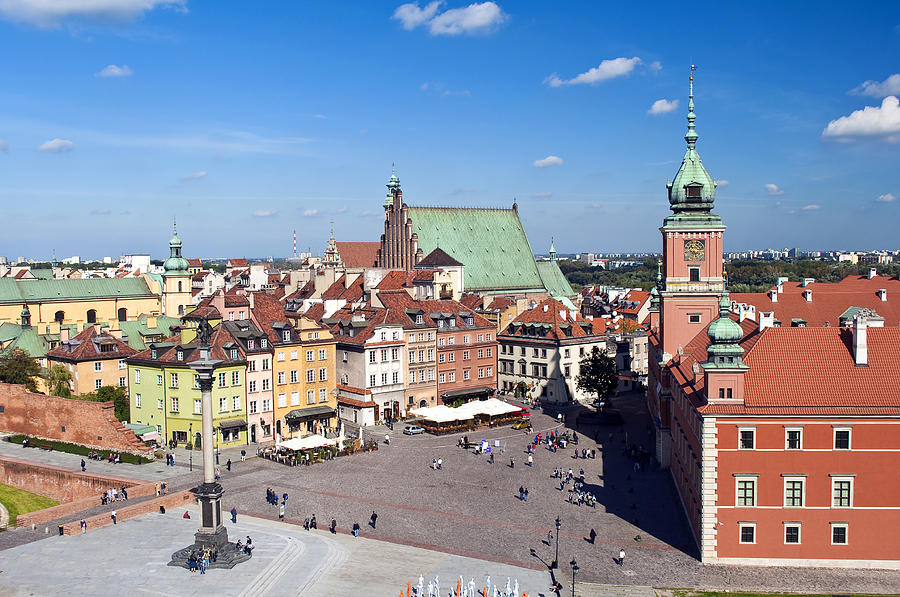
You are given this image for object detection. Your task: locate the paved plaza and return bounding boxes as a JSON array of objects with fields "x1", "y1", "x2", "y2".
[{"x1": 1, "y1": 393, "x2": 899, "y2": 594}]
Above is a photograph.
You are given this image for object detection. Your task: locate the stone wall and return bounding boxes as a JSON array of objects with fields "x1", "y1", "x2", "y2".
[
  {"x1": 0, "y1": 383, "x2": 151, "y2": 456},
  {"x1": 61, "y1": 490, "x2": 193, "y2": 535},
  {"x1": 0, "y1": 455, "x2": 145, "y2": 504}
]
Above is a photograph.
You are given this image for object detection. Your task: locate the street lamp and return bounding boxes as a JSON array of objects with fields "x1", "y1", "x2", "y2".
[
  {"x1": 188, "y1": 422, "x2": 193, "y2": 472},
  {"x1": 552, "y1": 515, "x2": 561, "y2": 569},
  {"x1": 569, "y1": 559, "x2": 578, "y2": 597}
]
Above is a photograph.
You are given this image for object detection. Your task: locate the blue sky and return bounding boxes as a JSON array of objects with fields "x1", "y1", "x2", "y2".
[{"x1": 0, "y1": 1, "x2": 898, "y2": 260}]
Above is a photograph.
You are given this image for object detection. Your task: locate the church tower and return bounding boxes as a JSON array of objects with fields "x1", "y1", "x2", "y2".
[
  {"x1": 375, "y1": 167, "x2": 420, "y2": 269},
  {"x1": 162, "y1": 220, "x2": 192, "y2": 317},
  {"x1": 659, "y1": 70, "x2": 726, "y2": 358}
]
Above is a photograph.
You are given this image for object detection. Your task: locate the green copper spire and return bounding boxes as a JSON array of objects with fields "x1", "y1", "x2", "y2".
[
  {"x1": 704, "y1": 290, "x2": 747, "y2": 368},
  {"x1": 385, "y1": 164, "x2": 400, "y2": 206},
  {"x1": 666, "y1": 65, "x2": 719, "y2": 221},
  {"x1": 549, "y1": 238, "x2": 556, "y2": 262},
  {"x1": 649, "y1": 262, "x2": 661, "y2": 311},
  {"x1": 163, "y1": 219, "x2": 190, "y2": 275}
]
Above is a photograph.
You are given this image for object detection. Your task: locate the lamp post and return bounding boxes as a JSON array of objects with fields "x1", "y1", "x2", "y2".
[
  {"x1": 188, "y1": 422, "x2": 193, "y2": 472},
  {"x1": 569, "y1": 559, "x2": 578, "y2": 597},
  {"x1": 552, "y1": 515, "x2": 561, "y2": 569}
]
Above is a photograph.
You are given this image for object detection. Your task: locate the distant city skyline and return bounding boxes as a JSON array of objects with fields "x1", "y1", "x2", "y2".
[{"x1": 0, "y1": 1, "x2": 898, "y2": 258}]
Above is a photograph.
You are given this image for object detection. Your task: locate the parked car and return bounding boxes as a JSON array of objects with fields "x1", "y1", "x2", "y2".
[
  {"x1": 512, "y1": 420, "x2": 531, "y2": 430},
  {"x1": 403, "y1": 425, "x2": 426, "y2": 435}
]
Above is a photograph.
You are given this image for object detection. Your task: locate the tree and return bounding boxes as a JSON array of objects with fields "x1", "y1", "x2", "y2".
[
  {"x1": 576, "y1": 346, "x2": 618, "y2": 413},
  {"x1": 0, "y1": 349, "x2": 42, "y2": 392},
  {"x1": 78, "y1": 386, "x2": 129, "y2": 422},
  {"x1": 48, "y1": 364, "x2": 72, "y2": 397}
]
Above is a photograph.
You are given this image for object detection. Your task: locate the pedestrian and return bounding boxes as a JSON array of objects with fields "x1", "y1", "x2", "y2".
[
  {"x1": 589, "y1": 528, "x2": 597, "y2": 544},
  {"x1": 80, "y1": 519, "x2": 86, "y2": 534},
  {"x1": 437, "y1": 458, "x2": 442, "y2": 470},
  {"x1": 241, "y1": 449, "x2": 246, "y2": 462},
  {"x1": 231, "y1": 506, "x2": 237, "y2": 523},
  {"x1": 111, "y1": 510, "x2": 117, "y2": 525},
  {"x1": 330, "y1": 518, "x2": 336, "y2": 534},
  {"x1": 432, "y1": 457, "x2": 437, "y2": 470},
  {"x1": 524, "y1": 488, "x2": 529, "y2": 502},
  {"x1": 547, "y1": 530, "x2": 553, "y2": 545},
  {"x1": 226, "y1": 459, "x2": 232, "y2": 472},
  {"x1": 170, "y1": 454, "x2": 174, "y2": 466},
  {"x1": 488, "y1": 452, "x2": 494, "y2": 464},
  {"x1": 352, "y1": 522, "x2": 360, "y2": 537},
  {"x1": 283, "y1": 492, "x2": 288, "y2": 504},
  {"x1": 370, "y1": 511, "x2": 378, "y2": 529},
  {"x1": 215, "y1": 467, "x2": 220, "y2": 481},
  {"x1": 310, "y1": 514, "x2": 317, "y2": 529},
  {"x1": 519, "y1": 486, "x2": 524, "y2": 500},
  {"x1": 619, "y1": 548, "x2": 626, "y2": 566},
  {"x1": 279, "y1": 503, "x2": 285, "y2": 521},
  {"x1": 304, "y1": 517, "x2": 310, "y2": 530},
  {"x1": 510, "y1": 458, "x2": 515, "y2": 468},
  {"x1": 527, "y1": 454, "x2": 533, "y2": 467},
  {"x1": 161, "y1": 481, "x2": 167, "y2": 495},
  {"x1": 81, "y1": 458, "x2": 86, "y2": 472},
  {"x1": 121, "y1": 486, "x2": 127, "y2": 500}
]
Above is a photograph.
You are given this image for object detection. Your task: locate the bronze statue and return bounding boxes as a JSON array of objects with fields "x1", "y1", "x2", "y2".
[{"x1": 197, "y1": 318, "x2": 213, "y2": 346}]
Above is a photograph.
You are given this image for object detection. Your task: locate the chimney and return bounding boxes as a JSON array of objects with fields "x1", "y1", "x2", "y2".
[
  {"x1": 802, "y1": 278, "x2": 815, "y2": 287},
  {"x1": 542, "y1": 304, "x2": 548, "y2": 312},
  {"x1": 759, "y1": 312, "x2": 775, "y2": 332},
  {"x1": 146, "y1": 316, "x2": 157, "y2": 328},
  {"x1": 249, "y1": 291, "x2": 255, "y2": 309},
  {"x1": 559, "y1": 309, "x2": 567, "y2": 321},
  {"x1": 868, "y1": 268, "x2": 877, "y2": 280},
  {"x1": 878, "y1": 289, "x2": 887, "y2": 302},
  {"x1": 803, "y1": 289, "x2": 812, "y2": 302},
  {"x1": 852, "y1": 314, "x2": 868, "y2": 366},
  {"x1": 776, "y1": 277, "x2": 789, "y2": 293},
  {"x1": 768, "y1": 289, "x2": 778, "y2": 303},
  {"x1": 60, "y1": 327, "x2": 70, "y2": 342}
]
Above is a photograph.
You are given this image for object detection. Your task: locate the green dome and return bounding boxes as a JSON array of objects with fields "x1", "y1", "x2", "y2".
[
  {"x1": 164, "y1": 255, "x2": 190, "y2": 273},
  {"x1": 707, "y1": 293, "x2": 742, "y2": 343},
  {"x1": 667, "y1": 78, "x2": 717, "y2": 214}
]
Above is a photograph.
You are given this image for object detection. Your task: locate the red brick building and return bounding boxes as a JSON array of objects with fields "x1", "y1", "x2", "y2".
[{"x1": 647, "y1": 77, "x2": 900, "y2": 569}]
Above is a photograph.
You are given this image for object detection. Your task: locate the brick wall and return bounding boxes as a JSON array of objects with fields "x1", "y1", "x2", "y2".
[
  {"x1": 60, "y1": 489, "x2": 194, "y2": 535},
  {"x1": 0, "y1": 383, "x2": 151, "y2": 456}
]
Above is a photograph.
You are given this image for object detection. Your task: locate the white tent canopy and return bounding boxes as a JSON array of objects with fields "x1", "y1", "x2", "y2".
[
  {"x1": 277, "y1": 434, "x2": 336, "y2": 451},
  {"x1": 411, "y1": 399, "x2": 522, "y2": 423}
]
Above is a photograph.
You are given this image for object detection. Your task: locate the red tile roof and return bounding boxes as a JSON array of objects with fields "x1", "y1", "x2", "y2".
[
  {"x1": 187, "y1": 258, "x2": 202, "y2": 268},
  {"x1": 486, "y1": 296, "x2": 515, "y2": 311},
  {"x1": 377, "y1": 290, "x2": 494, "y2": 330},
  {"x1": 612, "y1": 290, "x2": 650, "y2": 315},
  {"x1": 303, "y1": 302, "x2": 325, "y2": 322},
  {"x1": 47, "y1": 326, "x2": 137, "y2": 362},
  {"x1": 730, "y1": 275, "x2": 900, "y2": 327},
  {"x1": 501, "y1": 297, "x2": 607, "y2": 340},
  {"x1": 376, "y1": 270, "x2": 408, "y2": 290},
  {"x1": 228, "y1": 258, "x2": 249, "y2": 267},
  {"x1": 129, "y1": 325, "x2": 242, "y2": 365},
  {"x1": 285, "y1": 280, "x2": 315, "y2": 301},
  {"x1": 459, "y1": 293, "x2": 483, "y2": 309},
  {"x1": 224, "y1": 286, "x2": 250, "y2": 307},
  {"x1": 335, "y1": 242, "x2": 379, "y2": 268},
  {"x1": 322, "y1": 275, "x2": 365, "y2": 303}
]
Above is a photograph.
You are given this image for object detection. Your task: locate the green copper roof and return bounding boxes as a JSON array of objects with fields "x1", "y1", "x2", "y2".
[
  {"x1": 2, "y1": 327, "x2": 50, "y2": 358},
  {"x1": 119, "y1": 315, "x2": 182, "y2": 349},
  {"x1": 704, "y1": 291, "x2": 748, "y2": 370},
  {"x1": 536, "y1": 260, "x2": 575, "y2": 298},
  {"x1": 408, "y1": 206, "x2": 545, "y2": 292},
  {"x1": 164, "y1": 221, "x2": 190, "y2": 274},
  {"x1": 0, "y1": 277, "x2": 156, "y2": 304}
]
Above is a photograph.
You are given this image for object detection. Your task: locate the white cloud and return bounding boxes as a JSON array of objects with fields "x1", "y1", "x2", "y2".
[
  {"x1": 545, "y1": 57, "x2": 642, "y2": 87},
  {"x1": 0, "y1": 0, "x2": 185, "y2": 28},
  {"x1": 96, "y1": 64, "x2": 132, "y2": 78},
  {"x1": 0, "y1": 139, "x2": 8, "y2": 152},
  {"x1": 303, "y1": 209, "x2": 319, "y2": 217},
  {"x1": 37, "y1": 138, "x2": 73, "y2": 153},
  {"x1": 647, "y1": 61, "x2": 662, "y2": 72},
  {"x1": 533, "y1": 191, "x2": 553, "y2": 198},
  {"x1": 876, "y1": 193, "x2": 896, "y2": 202},
  {"x1": 802, "y1": 204, "x2": 821, "y2": 211},
  {"x1": 822, "y1": 96, "x2": 900, "y2": 141},
  {"x1": 851, "y1": 74, "x2": 900, "y2": 97},
  {"x1": 764, "y1": 183, "x2": 784, "y2": 195},
  {"x1": 533, "y1": 155, "x2": 563, "y2": 168},
  {"x1": 179, "y1": 171, "x2": 207, "y2": 182},
  {"x1": 716, "y1": 179, "x2": 729, "y2": 187},
  {"x1": 648, "y1": 98, "x2": 679, "y2": 115},
  {"x1": 313, "y1": 114, "x2": 327, "y2": 119},
  {"x1": 428, "y1": 1, "x2": 505, "y2": 35},
  {"x1": 252, "y1": 209, "x2": 277, "y2": 217},
  {"x1": 392, "y1": 0, "x2": 442, "y2": 30}
]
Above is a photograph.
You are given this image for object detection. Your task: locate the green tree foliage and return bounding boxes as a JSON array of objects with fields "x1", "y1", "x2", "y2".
[
  {"x1": 558, "y1": 259, "x2": 659, "y2": 292},
  {"x1": 47, "y1": 364, "x2": 72, "y2": 397},
  {"x1": 0, "y1": 350, "x2": 41, "y2": 392},
  {"x1": 76, "y1": 386, "x2": 129, "y2": 422},
  {"x1": 576, "y1": 346, "x2": 618, "y2": 412}
]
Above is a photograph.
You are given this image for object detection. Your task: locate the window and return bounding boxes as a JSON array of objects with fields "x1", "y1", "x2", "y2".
[
  {"x1": 291, "y1": 392, "x2": 299, "y2": 406},
  {"x1": 282, "y1": 330, "x2": 291, "y2": 342},
  {"x1": 419, "y1": 370, "x2": 425, "y2": 382},
  {"x1": 94, "y1": 379, "x2": 103, "y2": 390},
  {"x1": 564, "y1": 349, "x2": 570, "y2": 358},
  {"x1": 248, "y1": 380, "x2": 257, "y2": 393},
  {"x1": 307, "y1": 370, "x2": 314, "y2": 383},
  {"x1": 262, "y1": 378, "x2": 270, "y2": 391},
  {"x1": 578, "y1": 347, "x2": 584, "y2": 357},
  {"x1": 476, "y1": 349, "x2": 482, "y2": 359},
  {"x1": 219, "y1": 397, "x2": 227, "y2": 413},
  {"x1": 290, "y1": 350, "x2": 298, "y2": 360},
  {"x1": 278, "y1": 393, "x2": 287, "y2": 408},
  {"x1": 832, "y1": 478, "x2": 853, "y2": 508},
  {"x1": 193, "y1": 375, "x2": 200, "y2": 389},
  {"x1": 831, "y1": 523, "x2": 848, "y2": 545},
  {"x1": 277, "y1": 371, "x2": 286, "y2": 385},
  {"x1": 306, "y1": 350, "x2": 314, "y2": 362},
  {"x1": 194, "y1": 399, "x2": 202, "y2": 414},
  {"x1": 448, "y1": 352, "x2": 455, "y2": 363},
  {"x1": 416, "y1": 315, "x2": 424, "y2": 324},
  {"x1": 248, "y1": 339, "x2": 255, "y2": 350},
  {"x1": 486, "y1": 366, "x2": 492, "y2": 376},
  {"x1": 290, "y1": 370, "x2": 298, "y2": 383},
  {"x1": 277, "y1": 351, "x2": 285, "y2": 362},
  {"x1": 564, "y1": 366, "x2": 571, "y2": 378},
  {"x1": 688, "y1": 313, "x2": 702, "y2": 324},
  {"x1": 118, "y1": 359, "x2": 126, "y2": 370},
  {"x1": 689, "y1": 267, "x2": 700, "y2": 282},
  {"x1": 463, "y1": 350, "x2": 470, "y2": 361},
  {"x1": 739, "y1": 523, "x2": 756, "y2": 544},
  {"x1": 319, "y1": 388, "x2": 327, "y2": 403},
  {"x1": 736, "y1": 478, "x2": 756, "y2": 507},
  {"x1": 417, "y1": 333, "x2": 424, "y2": 342},
  {"x1": 218, "y1": 372, "x2": 226, "y2": 387},
  {"x1": 232, "y1": 371, "x2": 240, "y2": 385},
  {"x1": 541, "y1": 349, "x2": 547, "y2": 359},
  {"x1": 170, "y1": 373, "x2": 178, "y2": 388},
  {"x1": 391, "y1": 372, "x2": 398, "y2": 384},
  {"x1": 319, "y1": 368, "x2": 327, "y2": 381},
  {"x1": 439, "y1": 353, "x2": 446, "y2": 364},
  {"x1": 428, "y1": 369, "x2": 434, "y2": 381},
  {"x1": 463, "y1": 370, "x2": 470, "y2": 380},
  {"x1": 319, "y1": 349, "x2": 326, "y2": 360},
  {"x1": 262, "y1": 398, "x2": 271, "y2": 412},
  {"x1": 118, "y1": 377, "x2": 126, "y2": 387},
  {"x1": 439, "y1": 373, "x2": 446, "y2": 384},
  {"x1": 391, "y1": 348, "x2": 399, "y2": 361},
  {"x1": 486, "y1": 333, "x2": 492, "y2": 341},
  {"x1": 392, "y1": 331, "x2": 399, "y2": 340},
  {"x1": 785, "y1": 429, "x2": 802, "y2": 450},
  {"x1": 381, "y1": 373, "x2": 388, "y2": 385},
  {"x1": 381, "y1": 349, "x2": 388, "y2": 361},
  {"x1": 834, "y1": 428, "x2": 851, "y2": 450},
  {"x1": 171, "y1": 397, "x2": 179, "y2": 412},
  {"x1": 307, "y1": 390, "x2": 315, "y2": 405},
  {"x1": 261, "y1": 338, "x2": 268, "y2": 348},
  {"x1": 739, "y1": 428, "x2": 755, "y2": 450},
  {"x1": 94, "y1": 361, "x2": 102, "y2": 372},
  {"x1": 486, "y1": 348, "x2": 492, "y2": 357},
  {"x1": 229, "y1": 349, "x2": 238, "y2": 360},
  {"x1": 369, "y1": 374, "x2": 376, "y2": 387},
  {"x1": 438, "y1": 338, "x2": 445, "y2": 347},
  {"x1": 262, "y1": 359, "x2": 270, "y2": 370},
  {"x1": 427, "y1": 332, "x2": 434, "y2": 341},
  {"x1": 249, "y1": 359, "x2": 256, "y2": 372},
  {"x1": 410, "y1": 371, "x2": 416, "y2": 384},
  {"x1": 448, "y1": 336, "x2": 455, "y2": 345},
  {"x1": 249, "y1": 400, "x2": 257, "y2": 414},
  {"x1": 784, "y1": 524, "x2": 801, "y2": 545},
  {"x1": 463, "y1": 335, "x2": 470, "y2": 345},
  {"x1": 533, "y1": 348, "x2": 540, "y2": 357},
  {"x1": 157, "y1": 398, "x2": 163, "y2": 409},
  {"x1": 477, "y1": 334, "x2": 483, "y2": 342},
  {"x1": 369, "y1": 352, "x2": 376, "y2": 363},
  {"x1": 448, "y1": 372, "x2": 455, "y2": 382},
  {"x1": 784, "y1": 478, "x2": 805, "y2": 507},
  {"x1": 135, "y1": 370, "x2": 142, "y2": 384},
  {"x1": 135, "y1": 393, "x2": 141, "y2": 408},
  {"x1": 342, "y1": 351, "x2": 348, "y2": 363}
]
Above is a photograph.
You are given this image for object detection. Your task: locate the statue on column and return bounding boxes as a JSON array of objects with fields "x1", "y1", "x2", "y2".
[{"x1": 197, "y1": 318, "x2": 213, "y2": 346}]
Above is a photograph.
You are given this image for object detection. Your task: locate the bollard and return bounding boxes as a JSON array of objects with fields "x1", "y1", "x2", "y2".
[
  {"x1": 159, "y1": 504, "x2": 166, "y2": 514},
  {"x1": 44, "y1": 527, "x2": 49, "y2": 534},
  {"x1": 58, "y1": 525, "x2": 64, "y2": 536}
]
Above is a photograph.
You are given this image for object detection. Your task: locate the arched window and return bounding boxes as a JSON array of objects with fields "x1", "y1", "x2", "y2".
[
  {"x1": 178, "y1": 304, "x2": 184, "y2": 315},
  {"x1": 86, "y1": 309, "x2": 97, "y2": 324},
  {"x1": 54, "y1": 310, "x2": 65, "y2": 323},
  {"x1": 117, "y1": 307, "x2": 127, "y2": 322}
]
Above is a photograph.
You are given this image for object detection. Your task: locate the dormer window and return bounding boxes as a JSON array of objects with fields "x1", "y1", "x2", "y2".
[
  {"x1": 686, "y1": 184, "x2": 702, "y2": 198},
  {"x1": 248, "y1": 339, "x2": 255, "y2": 350},
  {"x1": 416, "y1": 315, "x2": 424, "y2": 324},
  {"x1": 467, "y1": 317, "x2": 474, "y2": 326},
  {"x1": 282, "y1": 330, "x2": 291, "y2": 342},
  {"x1": 437, "y1": 320, "x2": 444, "y2": 329},
  {"x1": 151, "y1": 349, "x2": 158, "y2": 360},
  {"x1": 261, "y1": 338, "x2": 268, "y2": 348},
  {"x1": 230, "y1": 349, "x2": 238, "y2": 360},
  {"x1": 176, "y1": 350, "x2": 184, "y2": 361}
]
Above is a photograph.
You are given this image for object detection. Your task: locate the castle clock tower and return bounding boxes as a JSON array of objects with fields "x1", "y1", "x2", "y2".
[{"x1": 659, "y1": 70, "x2": 726, "y2": 358}]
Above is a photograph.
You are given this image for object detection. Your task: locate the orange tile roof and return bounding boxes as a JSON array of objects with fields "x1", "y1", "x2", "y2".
[
  {"x1": 335, "y1": 241, "x2": 379, "y2": 268},
  {"x1": 730, "y1": 274, "x2": 900, "y2": 327},
  {"x1": 501, "y1": 297, "x2": 607, "y2": 340},
  {"x1": 47, "y1": 326, "x2": 137, "y2": 362},
  {"x1": 228, "y1": 258, "x2": 249, "y2": 267}
]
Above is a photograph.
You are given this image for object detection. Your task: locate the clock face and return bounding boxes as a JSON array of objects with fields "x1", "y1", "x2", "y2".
[{"x1": 684, "y1": 239, "x2": 705, "y2": 262}]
